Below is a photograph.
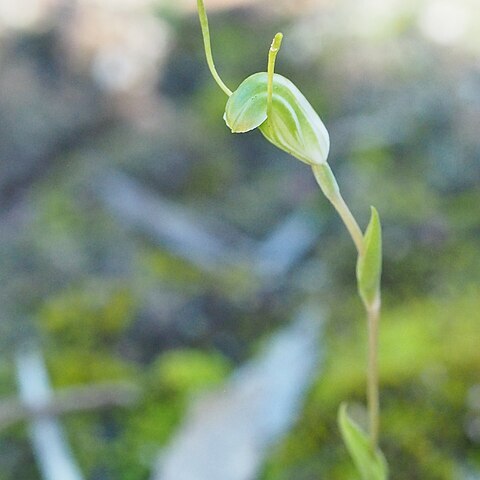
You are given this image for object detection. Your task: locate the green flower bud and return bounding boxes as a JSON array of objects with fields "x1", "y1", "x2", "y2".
[{"x1": 224, "y1": 72, "x2": 330, "y2": 166}]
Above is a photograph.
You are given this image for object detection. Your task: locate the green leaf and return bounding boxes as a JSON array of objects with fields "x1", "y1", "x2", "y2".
[
  {"x1": 224, "y1": 72, "x2": 330, "y2": 165},
  {"x1": 356, "y1": 206, "x2": 382, "y2": 309},
  {"x1": 338, "y1": 403, "x2": 388, "y2": 480}
]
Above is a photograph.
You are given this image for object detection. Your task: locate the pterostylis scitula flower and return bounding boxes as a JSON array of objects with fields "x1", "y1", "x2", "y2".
[{"x1": 196, "y1": 1, "x2": 388, "y2": 478}]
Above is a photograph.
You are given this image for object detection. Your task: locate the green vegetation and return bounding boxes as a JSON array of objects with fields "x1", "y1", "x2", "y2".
[{"x1": 0, "y1": 1, "x2": 478, "y2": 479}]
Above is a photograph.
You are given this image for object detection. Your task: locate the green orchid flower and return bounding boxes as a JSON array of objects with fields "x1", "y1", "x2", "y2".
[
  {"x1": 195, "y1": 1, "x2": 388, "y2": 478},
  {"x1": 223, "y1": 33, "x2": 330, "y2": 166}
]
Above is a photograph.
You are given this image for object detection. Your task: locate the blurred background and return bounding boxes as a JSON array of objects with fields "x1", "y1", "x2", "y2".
[{"x1": 0, "y1": 0, "x2": 479, "y2": 479}]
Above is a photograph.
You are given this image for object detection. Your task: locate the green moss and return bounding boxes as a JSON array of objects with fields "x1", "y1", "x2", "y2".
[
  {"x1": 39, "y1": 281, "x2": 135, "y2": 349},
  {"x1": 148, "y1": 348, "x2": 231, "y2": 395},
  {"x1": 140, "y1": 248, "x2": 205, "y2": 288},
  {"x1": 47, "y1": 350, "x2": 135, "y2": 387}
]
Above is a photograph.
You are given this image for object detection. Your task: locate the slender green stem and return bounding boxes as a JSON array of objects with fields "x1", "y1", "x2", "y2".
[
  {"x1": 367, "y1": 301, "x2": 381, "y2": 448},
  {"x1": 267, "y1": 33, "x2": 283, "y2": 117},
  {"x1": 329, "y1": 193, "x2": 365, "y2": 256},
  {"x1": 312, "y1": 162, "x2": 380, "y2": 448},
  {"x1": 311, "y1": 164, "x2": 364, "y2": 255},
  {"x1": 197, "y1": 0, "x2": 232, "y2": 97}
]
